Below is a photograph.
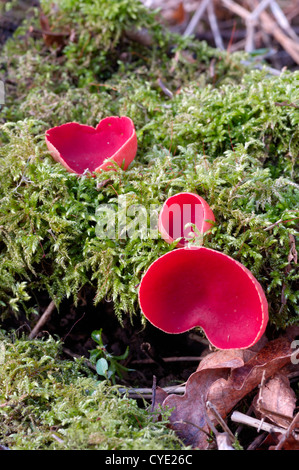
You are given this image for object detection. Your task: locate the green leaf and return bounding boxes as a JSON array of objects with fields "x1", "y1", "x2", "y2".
[
  {"x1": 91, "y1": 330, "x2": 104, "y2": 346},
  {"x1": 96, "y1": 358, "x2": 109, "y2": 377}
]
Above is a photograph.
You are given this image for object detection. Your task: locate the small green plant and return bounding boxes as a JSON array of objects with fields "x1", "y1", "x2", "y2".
[{"x1": 89, "y1": 329, "x2": 132, "y2": 384}]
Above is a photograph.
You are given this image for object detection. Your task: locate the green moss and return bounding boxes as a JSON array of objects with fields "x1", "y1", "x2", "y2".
[
  {"x1": 0, "y1": 0, "x2": 246, "y2": 124},
  {"x1": 0, "y1": 332, "x2": 184, "y2": 450}
]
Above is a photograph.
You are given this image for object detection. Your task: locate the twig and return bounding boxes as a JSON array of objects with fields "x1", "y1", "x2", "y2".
[
  {"x1": 0, "y1": 393, "x2": 29, "y2": 408},
  {"x1": 63, "y1": 347, "x2": 96, "y2": 371},
  {"x1": 245, "y1": 0, "x2": 272, "y2": 51},
  {"x1": 259, "y1": 8, "x2": 299, "y2": 64},
  {"x1": 51, "y1": 433, "x2": 64, "y2": 444},
  {"x1": 264, "y1": 217, "x2": 299, "y2": 231},
  {"x1": 157, "y1": 78, "x2": 173, "y2": 99},
  {"x1": 240, "y1": 60, "x2": 281, "y2": 76},
  {"x1": 188, "y1": 332, "x2": 210, "y2": 345},
  {"x1": 270, "y1": 0, "x2": 299, "y2": 42},
  {"x1": 118, "y1": 384, "x2": 185, "y2": 399},
  {"x1": 256, "y1": 369, "x2": 266, "y2": 410},
  {"x1": 249, "y1": 0, "x2": 272, "y2": 21},
  {"x1": 245, "y1": 17, "x2": 255, "y2": 52},
  {"x1": 234, "y1": 403, "x2": 255, "y2": 437},
  {"x1": 231, "y1": 410, "x2": 287, "y2": 434},
  {"x1": 246, "y1": 431, "x2": 267, "y2": 450},
  {"x1": 175, "y1": 419, "x2": 215, "y2": 440},
  {"x1": 183, "y1": 0, "x2": 210, "y2": 37},
  {"x1": 204, "y1": 402, "x2": 235, "y2": 450},
  {"x1": 221, "y1": 0, "x2": 250, "y2": 20},
  {"x1": 206, "y1": 400, "x2": 235, "y2": 441},
  {"x1": 28, "y1": 300, "x2": 56, "y2": 339},
  {"x1": 274, "y1": 101, "x2": 299, "y2": 109},
  {"x1": 274, "y1": 412, "x2": 299, "y2": 450},
  {"x1": 131, "y1": 355, "x2": 206, "y2": 364},
  {"x1": 207, "y1": 1, "x2": 225, "y2": 50},
  {"x1": 151, "y1": 375, "x2": 157, "y2": 413},
  {"x1": 0, "y1": 444, "x2": 10, "y2": 451},
  {"x1": 62, "y1": 311, "x2": 86, "y2": 342},
  {"x1": 221, "y1": 0, "x2": 299, "y2": 64}
]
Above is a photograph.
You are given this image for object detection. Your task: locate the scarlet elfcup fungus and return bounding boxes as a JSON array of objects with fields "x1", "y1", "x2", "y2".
[
  {"x1": 45, "y1": 116, "x2": 137, "y2": 174},
  {"x1": 138, "y1": 247, "x2": 268, "y2": 350},
  {"x1": 158, "y1": 192, "x2": 215, "y2": 247}
]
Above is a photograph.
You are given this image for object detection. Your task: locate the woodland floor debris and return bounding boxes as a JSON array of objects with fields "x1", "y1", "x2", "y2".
[{"x1": 0, "y1": 0, "x2": 298, "y2": 450}]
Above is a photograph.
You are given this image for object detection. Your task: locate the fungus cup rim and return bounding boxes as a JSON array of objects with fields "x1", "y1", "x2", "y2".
[{"x1": 158, "y1": 192, "x2": 215, "y2": 247}]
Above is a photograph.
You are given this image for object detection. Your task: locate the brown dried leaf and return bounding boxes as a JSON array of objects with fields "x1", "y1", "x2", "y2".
[
  {"x1": 163, "y1": 368, "x2": 229, "y2": 449},
  {"x1": 42, "y1": 31, "x2": 69, "y2": 49},
  {"x1": 39, "y1": 12, "x2": 51, "y2": 32},
  {"x1": 163, "y1": 2, "x2": 187, "y2": 26},
  {"x1": 162, "y1": 336, "x2": 295, "y2": 448},
  {"x1": 196, "y1": 348, "x2": 253, "y2": 372},
  {"x1": 253, "y1": 372, "x2": 296, "y2": 429},
  {"x1": 208, "y1": 336, "x2": 295, "y2": 418},
  {"x1": 39, "y1": 11, "x2": 69, "y2": 49}
]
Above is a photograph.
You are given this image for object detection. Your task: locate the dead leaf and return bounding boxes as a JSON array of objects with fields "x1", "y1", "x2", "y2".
[
  {"x1": 208, "y1": 336, "x2": 295, "y2": 419},
  {"x1": 39, "y1": 11, "x2": 69, "y2": 49},
  {"x1": 39, "y1": 12, "x2": 51, "y2": 31},
  {"x1": 196, "y1": 348, "x2": 253, "y2": 372},
  {"x1": 163, "y1": 2, "x2": 187, "y2": 26},
  {"x1": 161, "y1": 336, "x2": 296, "y2": 448},
  {"x1": 253, "y1": 372, "x2": 296, "y2": 429},
  {"x1": 163, "y1": 368, "x2": 229, "y2": 449}
]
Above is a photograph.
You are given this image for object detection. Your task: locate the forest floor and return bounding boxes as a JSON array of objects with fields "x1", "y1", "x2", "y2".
[{"x1": 0, "y1": 0, "x2": 298, "y2": 451}]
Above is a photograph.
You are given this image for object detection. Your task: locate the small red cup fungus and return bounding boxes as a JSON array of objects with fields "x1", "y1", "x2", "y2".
[
  {"x1": 139, "y1": 246, "x2": 268, "y2": 350},
  {"x1": 45, "y1": 116, "x2": 137, "y2": 174},
  {"x1": 158, "y1": 192, "x2": 215, "y2": 247}
]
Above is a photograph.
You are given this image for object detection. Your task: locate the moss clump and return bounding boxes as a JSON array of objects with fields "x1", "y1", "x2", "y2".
[
  {"x1": 0, "y1": 332, "x2": 184, "y2": 450},
  {"x1": 0, "y1": 0, "x2": 245, "y2": 124}
]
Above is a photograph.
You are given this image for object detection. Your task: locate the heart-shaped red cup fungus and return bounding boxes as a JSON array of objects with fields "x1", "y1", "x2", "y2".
[
  {"x1": 139, "y1": 247, "x2": 268, "y2": 350},
  {"x1": 45, "y1": 116, "x2": 137, "y2": 174},
  {"x1": 158, "y1": 192, "x2": 215, "y2": 247}
]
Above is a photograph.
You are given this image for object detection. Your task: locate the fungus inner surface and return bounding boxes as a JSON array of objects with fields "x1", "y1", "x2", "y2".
[
  {"x1": 139, "y1": 248, "x2": 267, "y2": 349},
  {"x1": 160, "y1": 193, "x2": 204, "y2": 245},
  {"x1": 46, "y1": 119, "x2": 133, "y2": 173}
]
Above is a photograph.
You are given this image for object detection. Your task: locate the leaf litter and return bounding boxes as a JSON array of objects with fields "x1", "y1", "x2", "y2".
[{"x1": 153, "y1": 329, "x2": 299, "y2": 450}]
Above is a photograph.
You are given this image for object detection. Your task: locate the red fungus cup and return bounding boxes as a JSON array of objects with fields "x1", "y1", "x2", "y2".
[
  {"x1": 45, "y1": 116, "x2": 137, "y2": 175},
  {"x1": 138, "y1": 246, "x2": 268, "y2": 350},
  {"x1": 158, "y1": 192, "x2": 215, "y2": 247}
]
